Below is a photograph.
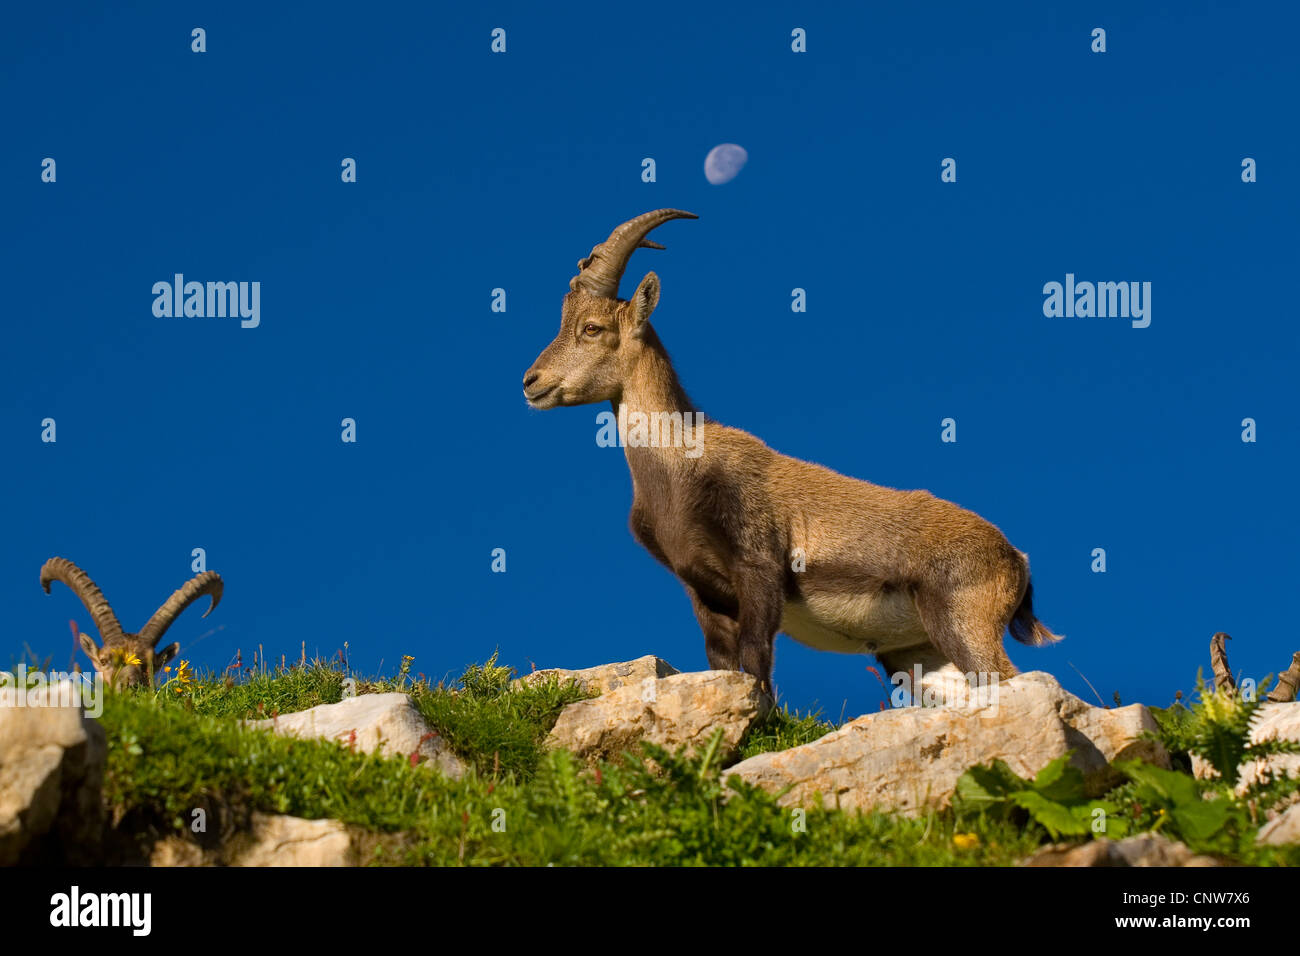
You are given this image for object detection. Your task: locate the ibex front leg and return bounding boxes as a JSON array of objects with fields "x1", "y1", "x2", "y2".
[
  {"x1": 686, "y1": 585, "x2": 741, "y2": 671},
  {"x1": 687, "y1": 571, "x2": 782, "y2": 698}
]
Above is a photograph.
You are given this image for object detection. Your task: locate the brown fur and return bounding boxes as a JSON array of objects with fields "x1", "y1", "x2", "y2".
[{"x1": 524, "y1": 213, "x2": 1061, "y2": 697}]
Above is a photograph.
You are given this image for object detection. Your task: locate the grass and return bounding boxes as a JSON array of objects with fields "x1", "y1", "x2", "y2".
[
  {"x1": 737, "y1": 704, "x2": 837, "y2": 760},
  {"x1": 143, "y1": 651, "x2": 593, "y2": 781},
  {"x1": 17, "y1": 653, "x2": 1300, "y2": 865},
  {"x1": 408, "y1": 653, "x2": 595, "y2": 779},
  {"x1": 99, "y1": 680, "x2": 1040, "y2": 865},
  {"x1": 156, "y1": 664, "x2": 348, "y2": 721}
]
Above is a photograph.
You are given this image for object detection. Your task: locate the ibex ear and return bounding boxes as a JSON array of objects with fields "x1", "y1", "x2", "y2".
[
  {"x1": 628, "y1": 272, "x2": 660, "y2": 335},
  {"x1": 78, "y1": 632, "x2": 99, "y2": 664},
  {"x1": 156, "y1": 642, "x2": 180, "y2": 669}
]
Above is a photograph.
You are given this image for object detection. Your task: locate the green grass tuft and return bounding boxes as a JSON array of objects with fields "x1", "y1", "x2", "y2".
[
  {"x1": 409, "y1": 667, "x2": 593, "y2": 780},
  {"x1": 737, "y1": 704, "x2": 837, "y2": 760}
]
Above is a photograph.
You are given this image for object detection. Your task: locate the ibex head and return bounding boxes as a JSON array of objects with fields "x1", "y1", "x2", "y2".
[
  {"x1": 40, "y1": 557, "x2": 222, "y2": 688},
  {"x1": 523, "y1": 208, "x2": 697, "y2": 409}
]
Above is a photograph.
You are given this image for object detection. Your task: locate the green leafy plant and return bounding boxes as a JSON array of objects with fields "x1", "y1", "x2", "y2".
[
  {"x1": 1112, "y1": 759, "x2": 1237, "y2": 846},
  {"x1": 457, "y1": 649, "x2": 516, "y2": 700},
  {"x1": 955, "y1": 753, "x2": 1127, "y2": 840},
  {"x1": 1152, "y1": 673, "x2": 1300, "y2": 789}
]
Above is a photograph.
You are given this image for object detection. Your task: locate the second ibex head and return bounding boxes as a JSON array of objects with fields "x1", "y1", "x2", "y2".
[{"x1": 40, "y1": 557, "x2": 222, "y2": 688}]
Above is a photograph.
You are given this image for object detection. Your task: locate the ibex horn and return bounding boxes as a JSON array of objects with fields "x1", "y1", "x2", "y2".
[
  {"x1": 138, "y1": 571, "x2": 224, "y2": 647},
  {"x1": 570, "y1": 208, "x2": 698, "y2": 299},
  {"x1": 40, "y1": 557, "x2": 126, "y2": 644}
]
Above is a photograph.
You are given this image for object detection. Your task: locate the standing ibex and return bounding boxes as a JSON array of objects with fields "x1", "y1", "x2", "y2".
[
  {"x1": 523, "y1": 209, "x2": 1061, "y2": 698},
  {"x1": 40, "y1": 557, "x2": 222, "y2": 688}
]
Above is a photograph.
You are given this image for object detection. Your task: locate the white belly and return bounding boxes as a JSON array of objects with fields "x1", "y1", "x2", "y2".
[{"x1": 780, "y1": 591, "x2": 930, "y2": 655}]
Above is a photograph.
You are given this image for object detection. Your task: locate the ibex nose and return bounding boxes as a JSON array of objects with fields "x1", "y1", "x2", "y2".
[{"x1": 523, "y1": 370, "x2": 540, "y2": 389}]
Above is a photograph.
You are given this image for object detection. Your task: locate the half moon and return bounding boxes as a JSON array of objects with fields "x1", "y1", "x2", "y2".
[{"x1": 704, "y1": 143, "x2": 748, "y2": 185}]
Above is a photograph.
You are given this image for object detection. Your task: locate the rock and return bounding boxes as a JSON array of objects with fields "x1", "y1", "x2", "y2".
[
  {"x1": 545, "y1": 670, "x2": 771, "y2": 764},
  {"x1": 1016, "y1": 672, "x2": 1168, "y2": 791},
  {"x1": 724, "y1": 671, "x2": 1168, "y2": 815},
  {"x1": 1023, "y1": 834, "x2": 1220, "y2": 867},
  {"x1": 151, "y1": 813, "x2": 359, "y2": 866},
  {"x1": 518, "y1": 655, "x2": 680, "y2": 697},
  {"x1": 0, "y1": 680, "x2": 106, "y2": 865},
  {"x1": 1192, "y1": 701, "x2": 1300, "y2": 797},
  {"x1": 244, "y1": 693, "x2": 464, "y2": 778},
  {"x1": 1256, "y1": 802, "x2": 1300, "y2": 845},
  {"x1": 233, "y1": 813, "x2": 357, "y2": 866},
  {"x1": 149, "y1": 835, "x2": 209, "y2": 867}
]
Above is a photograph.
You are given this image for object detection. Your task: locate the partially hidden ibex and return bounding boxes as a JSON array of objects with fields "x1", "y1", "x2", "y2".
[
  {"x1": 523, "y1": 209, "x2": 1062, "y2": 698},
  {"x1": 40, "y1": 557, "x2": 222, "y2": 688}
]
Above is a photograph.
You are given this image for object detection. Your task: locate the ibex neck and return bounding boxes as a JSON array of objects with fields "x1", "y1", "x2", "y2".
[
  {"x1": 611, "y1": 333, "x2": 705, "y2": 475},
  {"x1": 613, "y1": 333, "x2": 695, "y2": 419}
]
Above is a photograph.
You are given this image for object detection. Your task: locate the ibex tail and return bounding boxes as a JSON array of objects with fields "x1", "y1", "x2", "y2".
[{"x1": 1009, "y1": 579, "x2": 1063, "y2": 646}]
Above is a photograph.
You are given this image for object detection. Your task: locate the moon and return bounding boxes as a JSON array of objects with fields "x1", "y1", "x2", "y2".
[{"x1": 704, "y1": 143, "x2": 748, "y2": 185}]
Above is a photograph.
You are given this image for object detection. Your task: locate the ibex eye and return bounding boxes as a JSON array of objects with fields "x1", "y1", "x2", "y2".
[{"x1": 583, "y1": 324, "x2": 601, "y2": 336}]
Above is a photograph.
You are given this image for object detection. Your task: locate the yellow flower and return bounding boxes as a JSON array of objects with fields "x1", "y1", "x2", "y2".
[
  {"x1": 952, "y1": 832, "x2": 980, "y2": 850},
  {"x1": 168, "y1": 660, "x2": 195, "y2": 692}
]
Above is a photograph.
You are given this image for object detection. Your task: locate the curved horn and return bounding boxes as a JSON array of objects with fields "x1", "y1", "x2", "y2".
[
  {"x1": 40, "y1": 557, "x2": 126, "y2": 645},
  {"x1": 569, "y1": 208, "x2": 698, "y2": 298},
  {"x1": 138, "y1": 571, "x2": 223, "y2": 647}
]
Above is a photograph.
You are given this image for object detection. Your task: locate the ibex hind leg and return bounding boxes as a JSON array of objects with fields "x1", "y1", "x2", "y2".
[
  {"x1": 914, "y1": 585, "x2": 1018, "y2": 681},
  {"x1": 876, "y1": 642, "x2": 971, "y2": 703}
]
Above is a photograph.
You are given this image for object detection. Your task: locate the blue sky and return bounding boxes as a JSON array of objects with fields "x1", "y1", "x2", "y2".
[{"x1": 2, "y1": 2, "x2": 1296, "y2": 718}]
